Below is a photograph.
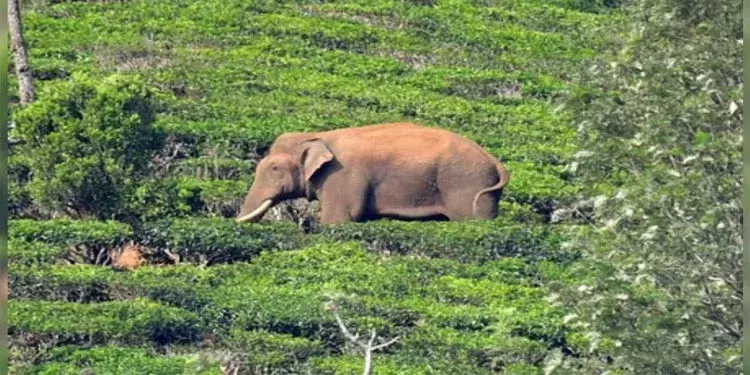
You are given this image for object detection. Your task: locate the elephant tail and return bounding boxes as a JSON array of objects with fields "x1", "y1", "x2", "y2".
[{"x1": 472, "y1": 161, "x2": 510, "y2": 216}]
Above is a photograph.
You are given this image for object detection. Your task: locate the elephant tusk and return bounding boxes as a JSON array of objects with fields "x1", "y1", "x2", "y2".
[{"x1": 235, "y1": 200, "x2": 274, "y2": 223}]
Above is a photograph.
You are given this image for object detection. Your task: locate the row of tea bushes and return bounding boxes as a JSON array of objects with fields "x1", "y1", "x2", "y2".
[
  {"x1": 15, "y1": 242, "x2": 575, "y2": 338},
  {"x1": 10, "y1": 263, "x2": 216, "y2": 309},
  {"x1": 10, "y1": 215, "x2": 577, "y2": 267},
  {"x1": 10, "y1": 241, "x2": 587, "y2": 373},
  {"x1": 137, "y1": 218, "x2": 304, "y2": 265},
  {"x1": 320, "y1": 219, "x2": 577, "y2": 263},
  {"x1": 9, "y1": 219, "x2": 133, "y2": 248},
  {"x1": 10, "y1": 299, "x2": 201, "y2": 348},
  {"x1": 15, "y1": 330, "x2": 546, "y2": 374},
  {"x1": 15, "y1": 0, "x2": 584, "y2": 223},
  {"x1": 8, "y1": 239, "x2": 67, "y2": 267},
  {"x1": 9, "y1": 218, "x2": 303, "y2": 266},
  {"x1": 17, "y1": 346, "x2": 222, "y2": 375},
  {"x1": 18, "y1": 331, "x2": 329, "y2": 375}
]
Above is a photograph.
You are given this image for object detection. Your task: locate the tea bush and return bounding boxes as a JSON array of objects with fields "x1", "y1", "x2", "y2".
[
  {"x1": 222, "y1": 329, "x2": 326, "y2": 370},
  {"x1": 9, "y1": 219, "x2": 133, "y2": 247},
  {"x1": 319, "y1": 219, "x2": 576, "y2": 263},
  {"x1": 8, "y1": 155, "x2": 33, "y2": 218},
  {"x1": 8, "y1": 239, "x2": 66, "y2": 267},
  {"x1": 310, "y1": 354, "x2": 487, "y2": 375},
  {"x1": 126, "y1": 178, "x2": 198, "y2": 222},
  {"x1": 397, "y1": 326, "x2": 548, "y2": 371},
  {"x1": 12, "y1": 73, "x2": 165, "y2": 219},
  {"x1": 7, "y1": 0, "x2": 633, "y2": 373},
  {"x1": 136, "y1": 217, "x2": 304, "y2": 264},
  {"x1": 16, "y1": 346, "x2": 221, "y2": 375},
  {"x1": 9, "y1": 299, "x2": 202, "y2": 347},
  {"x1": 170, "y1": 157, "x2": 255, "y2": 180},
  {"x1": 172, "y1": 178, "x2": 248, "y2": 217},
  {"x1": 12, "y1": 265, "x2": 116, "y2": 303},
  {"x1": 8, "y1": 239, "x2": 580, "y2": 373},
  {"x1": 11, "y1": 264, "x2": 217, "y2": 309},
  {"x1": 128, "y1": 177, "x2": 248, "y2": 220},
  {"x1": 196, "y1": 243, "x2": 576, "y2": 353}
]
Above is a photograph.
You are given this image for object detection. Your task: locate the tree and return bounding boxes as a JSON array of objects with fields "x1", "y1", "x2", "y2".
[
  {"x1": 555, "y1": 0, "x2": 742, "y2": 373},
  {"x1": 14, "y1": 73, "x2": 165, "y2": 220},
  {"x1": 8, "y1": 0, "x2": 34, "y2": 105},
  {"x1": 325, "y1": 301, "x2": 400, "y2": 375}
]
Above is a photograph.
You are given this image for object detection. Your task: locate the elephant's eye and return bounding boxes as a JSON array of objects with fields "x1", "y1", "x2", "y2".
[{"x1": 271, "y1": 165, "x2": 278, "y2": 171}]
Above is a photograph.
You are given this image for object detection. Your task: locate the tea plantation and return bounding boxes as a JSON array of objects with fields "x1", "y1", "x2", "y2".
[{"x1": 9, "y1": 0, "x2": 625, "y2": 373}]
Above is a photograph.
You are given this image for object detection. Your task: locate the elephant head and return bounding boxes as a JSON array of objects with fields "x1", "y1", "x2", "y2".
[{"x1": 235, "y1": 137, "x2": 334, "y2": 223}]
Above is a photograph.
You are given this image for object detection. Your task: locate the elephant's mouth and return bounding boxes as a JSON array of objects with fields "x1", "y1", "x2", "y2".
[{"x1": 235, "y1": 199, "x2": 274, "y2": 223}]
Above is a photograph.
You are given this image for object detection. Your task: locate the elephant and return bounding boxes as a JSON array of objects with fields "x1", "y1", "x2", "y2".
[{"x1": 235, "y1": 122, "x2": 510, "y2": 224}]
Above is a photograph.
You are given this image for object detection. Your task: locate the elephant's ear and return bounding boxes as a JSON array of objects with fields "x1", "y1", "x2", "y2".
[{"x1": 301, "y1": 139, "x2": 334, "y2": 181}]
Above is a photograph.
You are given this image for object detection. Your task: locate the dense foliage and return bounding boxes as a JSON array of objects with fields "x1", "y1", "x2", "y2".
[
  {"x1": 12, "y1": 73, "x2": 164, "y2": 219},
  {"x1": 7, "y1": 0, "x2": 739, "y2": 374},
  {"x1": 553, "y1": 0, "x2": 743, "y2": 373}
]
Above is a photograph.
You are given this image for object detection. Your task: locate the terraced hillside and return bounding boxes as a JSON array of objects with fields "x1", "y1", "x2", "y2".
[{"x1": 9, "y1": 0, "x2": 622, "y2": 373}]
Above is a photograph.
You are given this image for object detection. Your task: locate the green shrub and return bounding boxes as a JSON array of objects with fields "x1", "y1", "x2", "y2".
[
  {"x1": 113, "y1": 265, "x2": 219, "y2": 310},
  {"x1": 309, "y1": 354, "x2": 480, "y2": 375},
  {"x1": 171, "y1": 157, "x2": 255, "y2": 180},
  {"x1": 501, "y1": 363, "x2": 543, "y2": 375},
  {"x1": 18, "y1": 346, "x2": 221, "y2": 375},
  {"x1": 9, "y1": 219, "x2": 133, "y2": 247},
  {"x1": 11, "y1": 265, "x2": 113, "y2": 303},
  {"x1": 557, "y1": 0, "x2": 742, "y2": 372},
  {"x1": 12, "y1": 73, "x2": 165, "y2": 219},
  {"x1": 8, "y1": 239, "x2": 66, "y2": 267},
  {"x1": 9, "y1": 155, "x2": 33, "y2": 218},
  {"x1": 173, "y1": 178, "x2": 248, "y2": 217},
  {"x1": 11, "y1": 264, "x2": 216, "y2": 310},
  {"x1": 203, "y1": 283, "x2": 347, "y2": 347},
  {"x1": 223, "y1": 330, "x2": 325, "y2": 370},
  {"x1": 127, "y1": 176, "x2": 248, "y2": 221},
  {"x1": 9, "y1": 299, "x2": 202, "y2": 347},
  {"x1": 137, "y1": 218, "x2": 303, "y2": 264},
  {"x1": 8, "y1": 180, "x2": 33, "y2": 219},
  {"x1": 126, "y1": 178, "x2": 198, "y2": 222},
  {"x1": 501, "y1": 162, "x2": 579, "y2": 211},
  {"x1": 319, "y1": 219, "x2": 576, "y2": 263},
  {"x1": 398, "y1": 327, "x2": 547, "y2": 372},
  {"x1": 425, "y1": 276, "x2": 544, "y2": 306}
]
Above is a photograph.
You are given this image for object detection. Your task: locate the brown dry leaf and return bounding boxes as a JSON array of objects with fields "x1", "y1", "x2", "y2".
[{"x1": 112, "y1": 242, "x2": 145, "y2": 271}]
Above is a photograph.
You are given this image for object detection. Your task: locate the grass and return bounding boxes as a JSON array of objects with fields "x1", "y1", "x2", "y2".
[{"x1": 9, "y1": 0, "x2": 620, "y2": 372}]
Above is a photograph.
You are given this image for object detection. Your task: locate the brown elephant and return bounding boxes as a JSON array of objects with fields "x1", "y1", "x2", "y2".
[{"x1": 235, "y1": 122, "x2": 509, "y2": 224}]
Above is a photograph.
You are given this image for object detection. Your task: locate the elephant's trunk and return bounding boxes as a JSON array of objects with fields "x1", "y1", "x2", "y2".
[{"x1": 236, "y1": 199, "x2": 274, "y2": 223}]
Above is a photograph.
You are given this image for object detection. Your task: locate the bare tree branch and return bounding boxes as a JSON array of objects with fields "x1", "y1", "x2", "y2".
[
  {"x1": 328, "y1": 303, "x2": 400, "y2": 375},
  {"x1": 164, "y1": 250, "x2": 181, "y2": 264},
  {"x1": 8, "y1": 0, "x2": 34, "y2": 105},
  {"x1": 371, "y1": 336, "x2": 401, "y2": 351},
  {"x1": 333, "y1": 307, "x2": 366, "y2": 349}
]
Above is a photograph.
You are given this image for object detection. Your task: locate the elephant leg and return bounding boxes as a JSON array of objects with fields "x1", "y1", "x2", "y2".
[
  {"x1": 319, "y1": 197, "x2": 366, "y2": 224},
  {"x1": 317, "y1": 177, "x2": 369, "y2": 224},
  {"x1": 319, "y1": 208, "x2": 354, "y2": 224},
  {"x1": 443, "y1": 188, "x2": 499, "y2": 221},
  {"x1": 472, "y1": 189, "x2": 500, "y2": 220}
]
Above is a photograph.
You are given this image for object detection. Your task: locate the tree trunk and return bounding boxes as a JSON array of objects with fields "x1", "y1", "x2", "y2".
[{"x1": 8, "y1": 0, "x2": 34, "y2": 105}]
